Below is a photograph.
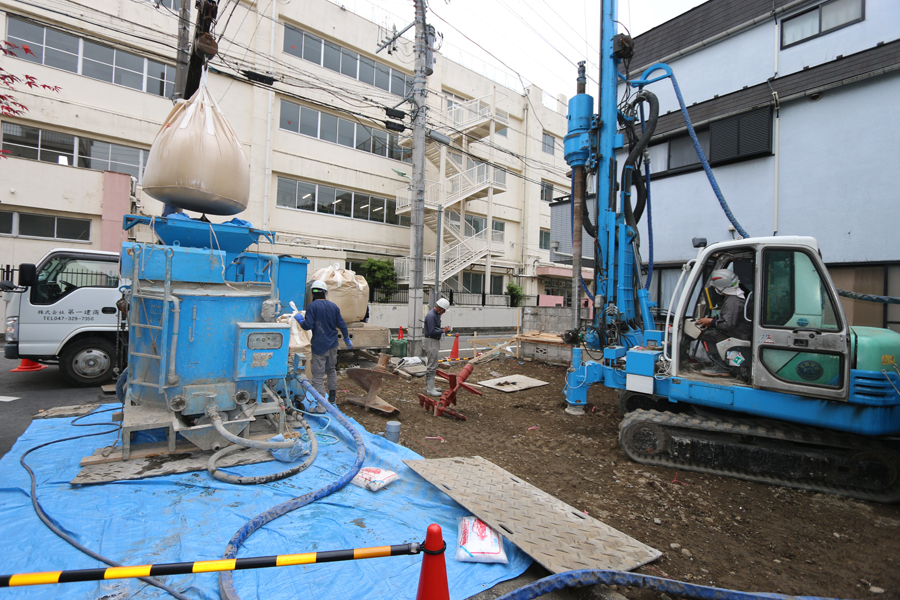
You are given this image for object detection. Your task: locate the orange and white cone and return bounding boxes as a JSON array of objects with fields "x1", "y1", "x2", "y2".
[
  {"x1": 10, "y1": 359, "x2": 48, "y2": 373},
  {"x1": 416, "y1": 523, "x2": 450, "y2": 600}
]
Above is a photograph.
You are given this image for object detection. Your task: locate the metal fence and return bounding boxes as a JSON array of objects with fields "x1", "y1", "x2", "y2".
[{"x1": 368, "y1": 287, "x2": 539, "y2": 308}]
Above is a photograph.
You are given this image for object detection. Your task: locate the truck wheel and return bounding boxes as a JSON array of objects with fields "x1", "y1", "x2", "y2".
[{"x1": 60, "y1": 338, "x2": 116, "y2": 387}]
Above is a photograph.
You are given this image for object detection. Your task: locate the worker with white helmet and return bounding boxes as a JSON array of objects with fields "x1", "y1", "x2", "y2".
[
  {"x1": 294, "y1": 279, "x2": 351, "y2": 410},
  {"x1": 696, "y1": 269, "x2": 752, "y2": 376},
  {"x1": 423, "y1": 298, "x2": 451, "y2": 396}
]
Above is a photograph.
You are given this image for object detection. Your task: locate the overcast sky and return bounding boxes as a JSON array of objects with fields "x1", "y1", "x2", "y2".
[{"x1": 344, "y1": 0, "x2": 707, "y2": 99}]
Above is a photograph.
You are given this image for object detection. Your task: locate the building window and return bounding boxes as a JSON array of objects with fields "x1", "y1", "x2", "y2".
[
  {"x1": 668, "y1": 130, "x2": 711, "y2": 170},
  {"x1": 542, "y1": 132, "x2": 555, "y2": 155},
  {"x1": 490, "y1": 274, "x2": 504, "y2": 296},
  {"x1": 539, "y1": 229, "x2": 551, "y2": 250},
  {"x1": 1, "y1": 122, "x2": 147, "y2": 181},
  {"x1": 464, "y1": 214, "x2": 486, "y2": 238},
  {"x1": 6, "y1": 17, "x2": 175, "y2": 98},
  {"x1": 462, "y1": 271, "x2": 484, "y2": 294},
  {"x1": 283, "y1": 24, "x2": 411, "y2": 97},
  {"x1": 496, "y1": 126, "x2": 508, "y2": 137},
  {"x1": 275, "y1": 176, "x2": 408, "y2": 226},
  {"x1": 279, "y1": 100, "x2": 411, "y2": 164},
  {"x1": 491, "y1": 220, "x2": 505, "y2": 244},
  {"x1": 540, "y1": 181, "x2": 554, "y2": 202},
  {"x1": 0, "y1": 210, "x2": 90, "y2": 241},
  {"x1": 782, "y1": 0, "x2": 864, "y2": 48}
]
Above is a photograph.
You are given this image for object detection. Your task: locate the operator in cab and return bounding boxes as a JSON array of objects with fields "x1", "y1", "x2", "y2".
[
  {"x1": 424, "y1": 298, "x2": 451, "y2": 397},
  {"x1": 696, "y1": 269, "x2": 752, "y2": 376},
  {"x1": 294, "y1": 279, "x2": 351, "y2": 411}
]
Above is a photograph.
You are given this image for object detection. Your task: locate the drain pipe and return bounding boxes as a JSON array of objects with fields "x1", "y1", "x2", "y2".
[
  {"x1": 166, "y1": 295, "x2": 180, "y2": 386},
  {"x1": 767, "y1": 81, "x2": 780, "y2": 235}
]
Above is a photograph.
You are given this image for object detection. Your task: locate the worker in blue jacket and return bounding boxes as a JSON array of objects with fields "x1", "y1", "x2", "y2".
[
  {"x1": 294, "y1": 279, "x2": 351, "y2": 411},
  {"x1": 423, "y1": 298, "x2": 451, "y2": 396}
]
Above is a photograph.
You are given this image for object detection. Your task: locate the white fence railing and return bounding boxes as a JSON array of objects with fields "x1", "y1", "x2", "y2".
[{"x1": 395, "y1": 180, "x2": 443, "y2": 212}]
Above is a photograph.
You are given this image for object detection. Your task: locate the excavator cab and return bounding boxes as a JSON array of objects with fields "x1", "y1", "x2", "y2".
[{"x1": 675, "y1": 237, "x2": 850, "y2": 401}]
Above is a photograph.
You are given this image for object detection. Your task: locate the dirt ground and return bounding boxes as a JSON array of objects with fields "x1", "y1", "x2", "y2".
[{"x1": 334, "y1": 355, "x2": 900, "y2": 600}]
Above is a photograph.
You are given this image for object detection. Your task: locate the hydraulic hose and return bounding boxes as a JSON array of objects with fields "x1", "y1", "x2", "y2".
[
  {"x1": 665, "y1": 72, "x2": 750, "y2": 239},
  {"x1": 207, "y1": 406, "x2": 295, "y2": 450},
  {"x1": 639, "y1": 101, "x2": 655, "y2": 291},
  {"x1": 207, "y1": 415, "x2": 318, "y2": 485},
  {"x1": 20, "y1": 409, "x2": 191, "y2": 600},
  {"x1": 621, "y1": 90, "x2": 659, "y2": 235},
  {"x1": 218, "y1": 379, "x2": 366, "y2": 600},
  {"x1": 495, "y1": 569, "x2": 843, "y2": 600}
]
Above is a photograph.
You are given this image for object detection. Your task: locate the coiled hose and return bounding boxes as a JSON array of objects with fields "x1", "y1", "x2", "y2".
[
  {"x1": 207, "y1": 414, "x2": 319, "y2": 485},
  {"x1": 495, "y1": 569, "x2": 842, "y2": 600},
  {"x1": 218, "y1": 379, "x2": 366, "y2": 600}
]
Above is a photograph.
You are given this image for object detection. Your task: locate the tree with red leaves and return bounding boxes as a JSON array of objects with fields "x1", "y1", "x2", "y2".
[{"x1": 1, "y1": 40, "x2": 61, "y2": 158}]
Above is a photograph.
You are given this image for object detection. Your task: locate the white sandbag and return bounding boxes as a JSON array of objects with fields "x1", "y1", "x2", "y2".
[
  {"x1": 278, "y1": 313, "x2": 311, "y2": 355},
  {"x1": 350, "y1": 467, "x2": 399, "y2": 492},
  {"x1": 142, "y1": 85, "x2": 250, "y2": 216},
  {"x1": 308, "y1": 264, "x2": 369, "y2": 323},
  {"x1": 455, "y1": 516, "x2": 508, "y2": 564}
]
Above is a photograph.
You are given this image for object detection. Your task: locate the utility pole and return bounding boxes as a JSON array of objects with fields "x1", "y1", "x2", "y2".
[
  {"x1": 174, "y1": 0, "x2": 191, "y2": 100},
  {"x1": 407, "y1": 0, "x2": 428, "y2": 357}
]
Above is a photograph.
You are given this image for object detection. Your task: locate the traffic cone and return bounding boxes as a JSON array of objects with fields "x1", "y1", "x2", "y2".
[
  {"x1": 416, "y1": 523, "x2": 449, "y2": 600},
  {"x1": 450, "y1": 333, "x2": 460, "y2": 360},
  {"x1": 399, "y1": 326, "x2": 404, "y2": 340},
  {"x1": 10, "y1": 359, "x2": 47, "y2": 373}
]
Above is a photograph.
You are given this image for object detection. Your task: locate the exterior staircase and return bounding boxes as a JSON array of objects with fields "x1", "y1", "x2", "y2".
[{"x1": 395, "y1": 93, "x2": 509, "y2": 288}]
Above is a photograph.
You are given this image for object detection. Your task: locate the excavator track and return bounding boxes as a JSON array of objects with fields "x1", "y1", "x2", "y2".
[{"x1": 619, "y1": 409, "x2": 900, "y2": 503}]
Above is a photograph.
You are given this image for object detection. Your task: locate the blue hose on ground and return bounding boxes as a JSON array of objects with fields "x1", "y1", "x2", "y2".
[
  {"x1": 666, "y1": 73, "x2": 750, "y2": 240},
  {"x1": 495, "y1": 569, "x2": 844, "y2": 600},
  {"x1": 218, "y1": 379, "x2": 366, "y2": 600},
  {"x1": 20, "y1": 408, "x2": 191, "y2": 600}
]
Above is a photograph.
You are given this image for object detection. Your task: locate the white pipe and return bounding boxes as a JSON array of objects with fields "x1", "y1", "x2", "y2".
[{"x1": 773, "y1": 107, "x2": 780, "y2": 235}]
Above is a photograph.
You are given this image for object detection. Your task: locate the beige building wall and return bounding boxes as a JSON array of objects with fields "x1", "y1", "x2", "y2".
[{"x1": 0, "y1": 0, "x2": 570, "y2": 296}]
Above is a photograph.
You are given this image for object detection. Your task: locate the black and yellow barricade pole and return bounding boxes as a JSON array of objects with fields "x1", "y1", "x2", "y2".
[{"x1": 0, "y1": 542, "x2": 421, "y2": 588}]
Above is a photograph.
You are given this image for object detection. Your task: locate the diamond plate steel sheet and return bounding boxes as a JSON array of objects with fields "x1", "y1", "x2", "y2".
[{"x1": 404, "y1": 456, "x2": 661, "y2": 574}]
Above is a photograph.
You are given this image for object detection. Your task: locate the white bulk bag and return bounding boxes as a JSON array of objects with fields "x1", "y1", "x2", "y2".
[
  {"x1": 142, "y1": 85, "x2": 250, "y2": 216},
  {"x1": 308, "y1": 264, "x2": 369, "y2": 324}
]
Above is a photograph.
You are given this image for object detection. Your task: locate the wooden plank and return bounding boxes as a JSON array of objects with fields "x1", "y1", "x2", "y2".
[{"x1": 80, "y1": 431, "x2": 277, "y2": 466}]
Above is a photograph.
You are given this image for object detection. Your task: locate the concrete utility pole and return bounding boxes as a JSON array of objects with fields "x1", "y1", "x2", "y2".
[
  {"x1": 174, "y1": 0, "x2": 191, "y2": 100},
  {"x1": 407, "y1": 0, "x2": 428, "y2": 356}
]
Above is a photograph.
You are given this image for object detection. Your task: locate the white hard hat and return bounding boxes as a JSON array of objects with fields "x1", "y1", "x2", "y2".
[
  {"x1": 709, "y1": 269, "x2": 739, "y2": 292},
  {"x1": 311, "y1": 279, "x2": 328, "y2": 293},
  {"x1": 436, "y1": 298, "x2": 450, "y2": 310}
]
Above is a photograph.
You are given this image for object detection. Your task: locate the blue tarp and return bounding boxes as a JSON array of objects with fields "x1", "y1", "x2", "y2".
[{"x1": 0, "y1": 407, "x2": 531, "y2": 599}]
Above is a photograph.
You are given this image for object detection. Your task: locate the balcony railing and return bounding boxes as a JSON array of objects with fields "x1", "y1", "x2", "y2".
[{"x1": 395, "y1": 180, "x2": 443, "y2": 212}]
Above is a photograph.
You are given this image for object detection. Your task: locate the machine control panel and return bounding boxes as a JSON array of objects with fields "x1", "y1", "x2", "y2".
[
  {"x1": 234, "y1": 322, "x2": 290, "y2": 381},
  {"x1": 247, "y1": 332, "x2": 283, "y2": 350}
]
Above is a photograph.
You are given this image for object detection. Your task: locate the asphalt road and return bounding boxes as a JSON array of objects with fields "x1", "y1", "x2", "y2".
[{"x1": 0, "y1": 356, "x2": 109, "y2": 459}]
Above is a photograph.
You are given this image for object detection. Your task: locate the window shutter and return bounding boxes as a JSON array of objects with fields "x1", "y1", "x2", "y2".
[
  {"x1": 739, "y1": 107, "x2": 772, "y2": 156},
  {"x1": 710, "y1": 116, "x2": 739, "y2": 162}
]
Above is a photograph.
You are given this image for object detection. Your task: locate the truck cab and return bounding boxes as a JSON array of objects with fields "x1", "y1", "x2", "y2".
[{"x1": 3, "y1": 248, "x2": 123, "y2": 386}]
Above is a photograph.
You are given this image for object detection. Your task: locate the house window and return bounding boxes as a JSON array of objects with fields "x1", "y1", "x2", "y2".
[
  {"x1": 542, "y1": 132, "x2": 555, "y2": 155},
  {"x1": 280, "y1": 100, "x2": 411, "y2": 164},
  {"x1": 283, "y1": 24, "x2": 411, "y2": 96},
  {"x1": 651, "y1": 107, "x2": 772, "y2": 174},
  {"x1": 539, "y1": 229, "x2": 551, "y2": 250},
  {"x1": 782, "y1": 0, "x2": 863, "y2": 48},
  {"x1": 7, "y1": 17, "x2": 175, "y2": 98},
  {"x1": 275, "y1": 176, "x2": 405, "y2": 227},
  {"x1": 540, "y1": 181, "x2": 554, "y2": 202},
  {"x1": 1, "y1": 122, "x2": 147, "y2": 180},
  {"x1": 0, "y1": 210, "x2": 90, "y2": 241}
]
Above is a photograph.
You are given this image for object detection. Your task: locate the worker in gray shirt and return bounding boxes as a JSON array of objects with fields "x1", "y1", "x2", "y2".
[
  {"x1": 423, "y1": 298, "x2": 451, "y2": 396},
  {"x1": 696, "y1": 269, "x2": 751, "y2": 376}
]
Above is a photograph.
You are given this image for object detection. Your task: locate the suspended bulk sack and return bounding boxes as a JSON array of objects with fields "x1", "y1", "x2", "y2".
[
  {"x1": 307, "y1": 264, "x2": 369, "y2": 324},
  {"x1": 142, "y1": 85, "x2": 250, "y2": 216}
]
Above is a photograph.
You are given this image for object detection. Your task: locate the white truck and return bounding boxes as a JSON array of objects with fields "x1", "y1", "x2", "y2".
[{"x1": 2, "y1": 248, "x2": 124, "y2": 386}]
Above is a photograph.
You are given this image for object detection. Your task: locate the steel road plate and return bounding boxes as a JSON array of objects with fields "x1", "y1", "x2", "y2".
[{"x1": 404, "y1": 456, "x2": 661, "y2": 573}]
